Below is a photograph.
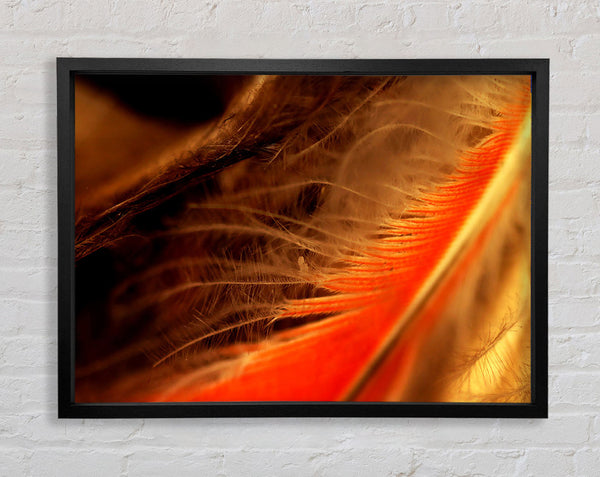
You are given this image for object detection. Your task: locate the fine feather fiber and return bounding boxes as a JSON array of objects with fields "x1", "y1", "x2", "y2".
[{"x1": 74, "y1": 74, "x2": 531, "y2": 402}]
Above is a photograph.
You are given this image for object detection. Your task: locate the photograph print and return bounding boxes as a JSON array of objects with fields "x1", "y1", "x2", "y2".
[{"x1": 73, "y1": 71, "x2": 532, "y2": 404}]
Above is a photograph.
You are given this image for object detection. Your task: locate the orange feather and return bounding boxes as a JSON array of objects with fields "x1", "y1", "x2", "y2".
[{"x1": 153, "y1": 85, "x2": 531, "y2": 403}]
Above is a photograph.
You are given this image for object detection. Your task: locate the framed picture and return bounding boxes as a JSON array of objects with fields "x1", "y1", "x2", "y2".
[{"x1": 57, "y1": 58, "x2": 548, "y2": 418}]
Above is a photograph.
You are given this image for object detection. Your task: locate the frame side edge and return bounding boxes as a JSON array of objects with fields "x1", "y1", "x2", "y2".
[{"x1": 57, "y1": 58, "x2": 76, "y2": 418}]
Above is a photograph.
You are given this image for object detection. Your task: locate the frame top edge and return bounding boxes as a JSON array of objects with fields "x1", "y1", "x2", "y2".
[{"x1": 56, "y1": 57, "x2": 549, "y2": 75}]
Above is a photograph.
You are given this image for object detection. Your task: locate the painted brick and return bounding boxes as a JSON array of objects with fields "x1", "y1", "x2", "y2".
[
  {"x1": 12, "y1": 0, "x2": 66, "y2": 32},
  {"x1": 414, "y1": 448, "x2": 523, "y2": 477},
  {"x1": 356, "y1": 4, "x2": 403, "y2": 33},
  {"x1": 550, "y1": 332, "x2": 600, "y2": 369},
  {"x1": 575, "y1": 448, "x2": 600, "y2": 476},
  {"x1": 520, "y1": 449, "x2": 576, "y2": 476},
  {"x1": 551, "y1": 373, "x2": 600, "y2": 408},
  {"x1": 550, "y1": 145, "x2": 600, "y2": 185},
  {"x1": 548, "y1": 261, "x2": 600, "y2": 298},
  {"x1": 0, "y1": 449, "x2": 33, "y2": 477},
  {"x1": 126, "y1": 449, "x2": 224, "y2": 477},
  {"x1": 549, "y1": 189, "x2": 598, "y2": 221},
  {"x1": 549, "y1": 297, "x2": 600, "y2": 328},
  {"x1": 30, "y1": 450, "x2": 123, "y2": 477}
]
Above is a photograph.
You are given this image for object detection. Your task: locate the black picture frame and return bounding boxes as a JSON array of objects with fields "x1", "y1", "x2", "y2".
[{"x1": 57, "y1": 58, "x2": 549, "y2": 419}]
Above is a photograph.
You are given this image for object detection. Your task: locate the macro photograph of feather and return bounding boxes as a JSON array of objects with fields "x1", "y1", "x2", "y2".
[{"x1": 73, "y1": 73, "x2": 532, "y2": 404}]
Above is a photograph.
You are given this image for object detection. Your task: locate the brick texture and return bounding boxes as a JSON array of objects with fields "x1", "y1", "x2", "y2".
[{"x1": 0, "y1": 0, "x2": 598, "y2": 475}]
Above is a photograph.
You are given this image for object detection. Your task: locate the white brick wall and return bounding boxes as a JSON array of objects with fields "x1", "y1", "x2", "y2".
[{"x1": 0, "y1": 0, "x2": 598, "y2": 475}]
